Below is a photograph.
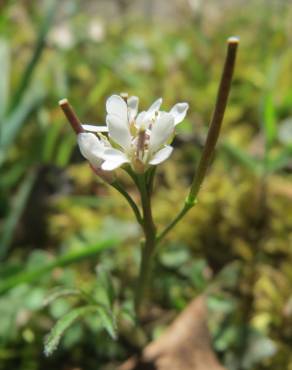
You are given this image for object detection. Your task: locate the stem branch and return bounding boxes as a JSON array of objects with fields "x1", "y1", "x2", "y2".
[
  {"x1": 156, "y1": 199, "x2": 195, "y2": 244},
  {"x1": 111, "y1": 181, "x2": 143, "y2": 226},
  {"x1": 157, "y1": 37, "x2": 239, "y2": 244},
  {"x1": 189, "y1": 37, "x2": 239, "y2": 199}
]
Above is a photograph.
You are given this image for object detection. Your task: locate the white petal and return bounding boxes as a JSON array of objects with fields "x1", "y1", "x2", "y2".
[
  {"x1": 147, "y1": 98, "x2": 162, "y2": 115},
  {"x1": 77, "y1": 133, "x2": 105, "y2": 167},
  {"x1": 149, "y1": 112, "x2": 175, "y2": 152},
  {"x1": 128, "y1": 96, "x2": 139, "y2": 121},
  {"x1": 102, "y1": 148, "x2": 129, "y2": 160},
  {"x1": 106, "y1": 114, "x2": 132, "y2": 150},
  {"x1": 82, "y1": 124, "x2": 109, "y2": 132},
  {"x1": 170, "y1": 102, "x2": 189, "y2": 125},
  {"x1": 101, "y1": 159, "x2": 126, "y2": 170},
  {"x1": 135, "y1": 98, "x2": 163, "y2": 129},
  {"x1": 149, "y1": 145, "x2": 173, "y2": 165},
  {"x1": 101, "y1": 148, "x2": 129, "y2": 170},
  {"x1": 106, "y1": 94, "x2": 128, "y2": 123},
  {"x1": 140, "y1": 98, "x2": 163, "y2": 125},
  {"x1": 135, "y1": 111, "x2": 149, "y2": 129}
]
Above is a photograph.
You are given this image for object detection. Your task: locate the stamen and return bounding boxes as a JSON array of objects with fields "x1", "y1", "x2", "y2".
[
  {"x1": 149, "y1": 111, "x2": 158, "y2": 130},
  {"x1": 136, "y1": 129, "x2": 146, "y2": 160}
]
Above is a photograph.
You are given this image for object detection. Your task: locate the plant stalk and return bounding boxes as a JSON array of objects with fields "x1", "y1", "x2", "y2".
[
  {"x1": 134, "y1": 173, "x2": 157, "y2": 316},
  {"x1": 157, "y1": 37, "x2": 239, "y2": 243},
  {"x1": 189, "y1": 36, "x2": 239, "y2": 199},
  {"x1": 111, "y1": 181, "x2": 143, "y2": 226}
]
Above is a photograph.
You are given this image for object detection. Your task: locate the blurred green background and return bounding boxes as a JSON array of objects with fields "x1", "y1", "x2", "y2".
[{"x1": 0, "y1": 0, "x2": 292, "y2": 369}]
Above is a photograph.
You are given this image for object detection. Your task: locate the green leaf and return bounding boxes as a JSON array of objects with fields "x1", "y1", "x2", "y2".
[
  {"x1": 0, "y1": 169, "x2": 37, "y2": 259},
  {"x1": 241, "y1": 329, "x2": 277, "y2": 369},
  {"x1": 0, "y1": 86, "x2": 45, "y2": 164},
  {"x1": 88, "y1": 73, "x2": 111, "y2": 108},
  {"x1": 211, "y1": 261, "x2": 241, "y2": 290},
  {"x1": 42, "y1": 121, "x2": 63, "y2": 163},
  {"x1": 44, "y1": 304, "x2": 117, "y2": 356},
  {"x1": 0, "y1": 38, "x2": 10, "y2": 120},
  {"x1": 0, "y1": 159, "x2": 28, "y2": 190},
  {"x1": 0, "y1": 237, "x2": 118, "y2": 295},
  {"x1": 222, "y1": 142, "x2": 261, "y2": 174},
  {"x1": 96, "y1": 306, "x2": 117, "y2": 340},
  {"x1": 9, "y1": 0, "x2": 58, "y2": 111},
  {"x1": 262, "y1": 93, "x2": 277, "y2": 149},
  {"x1": 43, "y1": 288, "x2": 83, "y2": 307},
  {"x1": 160, "y1": 244, "x2": 190, "y2": 268},
  {"x1": 55, "y1": 134, "x2": 76, "y2": 167},
  {"x1": 44, "y1": 305, "x2": 100, "y2": 356},
  {"x1": 267, "y1": 148, "x2": 292, "y2": 173},
  {"x1": 96, "y1": 265, "x2": 115, "y2": 309}
]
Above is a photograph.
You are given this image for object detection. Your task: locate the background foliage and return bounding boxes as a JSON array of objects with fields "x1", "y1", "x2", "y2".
[{"x1": 0, "y1": 0, "x2": 291, "y2": 369}]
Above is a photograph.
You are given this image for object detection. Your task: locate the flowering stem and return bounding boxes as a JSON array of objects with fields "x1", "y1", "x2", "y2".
[
  {"x1": 157, "y1": 37, "x2": 239, "y2": 244},
  {"x1": 156, "y1": 198, "x2": 196, "y2": 244},
  {"x1": 111, "y1": 181, "x2": 143, "y2": 226},
  {"x1": 146, "y1": 166, "x2": 156, "y2": 196},
  {"x1": 135, "y1": 173, "x2": 157, "y2": 315}
]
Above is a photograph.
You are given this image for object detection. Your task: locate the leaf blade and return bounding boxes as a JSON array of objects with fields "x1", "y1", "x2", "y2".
[
  {"x1": 0, "y1": 38, "x2": 10, "y2": 120},
  {"x1": 44, "y1": 305, "x2": 99, "y2": 356}
]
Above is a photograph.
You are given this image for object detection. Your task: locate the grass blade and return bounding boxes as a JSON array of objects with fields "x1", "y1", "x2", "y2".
[
  {"x1": 0, "y1": 38, "x2": 10, "y2": 120},
  {"x1": 0, "y1": 86, "x2": 45, "y2": 164},
  {"x1": 0, "y1": 169, "x2": 37, "y2": 259},
  {"x1": 0, "y1": 237, "x2": 119, "y2": 295},
  {"x1": 222, "y1": 142, "x2": 261, "y2": 174},
  {"x1": 43, "y1": 288, "x2": 83, "y2": 307},
  {"x1": 9, "y1": 0, "x2": 58, "y2": 111},
  {"x1": 262, "y1": 93, "x2": 277, "y2": 149},
  {"x1": 96, "y1": 306, "x2": 117, "y2": 340}
]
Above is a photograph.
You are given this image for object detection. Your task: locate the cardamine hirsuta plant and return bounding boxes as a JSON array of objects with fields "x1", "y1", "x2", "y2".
[{"x1": 45, "y1": 37, "x2": 239, "y2": 355}]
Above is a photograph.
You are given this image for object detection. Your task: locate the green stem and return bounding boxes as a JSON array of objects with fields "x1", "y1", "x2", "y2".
[
  {"x1": 133, "y1": 37, "x2": 238, "y2": 314},
  {"x1": 156, "y1": 197, "x2": 196, "y2": 244},
  {"x1": 146, "y1": 166, "x2": 156, "y2": 196},
  {"x1": 189, "y1": 37, "x2": 239, "y2": 199},
  {"x1": 156, "y1": 37, "x2": 239, "y2": 244},
  {"x1": 134, "y1": 174, "x2": 157, "y2": 315},
  {"x1": 111, "y1": 181, "x2": 143, "y2": 226}
]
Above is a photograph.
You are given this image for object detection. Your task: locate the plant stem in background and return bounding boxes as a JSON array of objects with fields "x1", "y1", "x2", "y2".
[{"x1": 157, "y1": 36, "x2": 239, "y2": 244}]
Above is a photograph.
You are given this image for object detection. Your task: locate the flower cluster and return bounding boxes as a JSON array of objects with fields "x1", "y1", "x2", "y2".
[{"x1": 78, "y1": 94, "x2": 189, "y2": 173}]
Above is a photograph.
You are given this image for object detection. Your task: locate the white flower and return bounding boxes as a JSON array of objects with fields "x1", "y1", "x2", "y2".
[
  {"x1": 77, "y1": 94, "x2": 189, "y2": 173},
  {"x1": 87, "y1": 19, "x2": 105, "y2": 43},
  {"x1": 77, "y1": 133, "x2": 107, "y2": 169},
  {"x1": 49, "y1": 24, "x2": 74, "y2": 50}
]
